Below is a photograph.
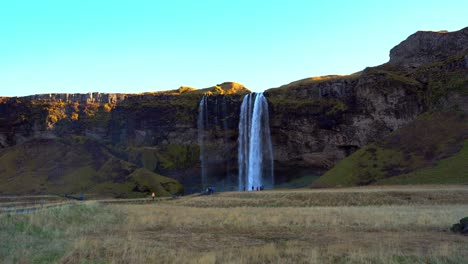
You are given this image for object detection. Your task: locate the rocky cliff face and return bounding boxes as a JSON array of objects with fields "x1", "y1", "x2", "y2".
[
  {"x1": 390, "y1": 27, "x2": 468, "y2": 68},
  {"x1": 22, "y1": 93, "x2": 128, "y2": 104},
  {"x1": 109, "y1": 92, "x2": 246, "y2": 190},
  {"x1": 0, "y1": 27, "x2": 467, "y2": 193},
  {"x1": 265, "y1": 27, "x2": 467, "y2": 180},
  {"x1": 266, "y1": 69, "x2": 426, "y2": 179},
  {"x1": 0, "y1": 83, "x2": 249, "y2": 193}
]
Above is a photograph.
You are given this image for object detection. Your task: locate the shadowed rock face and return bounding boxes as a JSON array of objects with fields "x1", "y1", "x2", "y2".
[
  {"x1": 389, "y1": 27, "x2": 468, "y2": 68},
  {"x1": 266, "y1": 68, "x2": 426, "y2": 179},
  {"x1": 0, "y1": 28, "x2": 467, "y2": 192}
]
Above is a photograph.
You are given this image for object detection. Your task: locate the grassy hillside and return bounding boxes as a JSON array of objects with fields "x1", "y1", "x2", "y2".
[
  {"x1": 0, "y1": 137, "x2": 183, "y2": 197},
  {"x1": 313, "y1": 111, "x2": 468, "y2": 187}
]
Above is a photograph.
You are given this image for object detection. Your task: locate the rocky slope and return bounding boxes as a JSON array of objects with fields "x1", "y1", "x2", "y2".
[{"x1": 0, "y1": 27, "x2": 467, "y2": 194}]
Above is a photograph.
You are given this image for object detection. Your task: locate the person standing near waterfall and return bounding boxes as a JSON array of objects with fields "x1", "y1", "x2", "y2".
[{"x1": 152, "y1": 192, "x2": 156, "y2": 201}]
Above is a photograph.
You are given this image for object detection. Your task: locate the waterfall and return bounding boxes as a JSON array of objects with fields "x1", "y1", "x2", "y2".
[
  {"x1": 238, "y1": 93, "x2": 274, "y2": 191},
  {"x1": 221, "y1": 96, "x2": 230, "y2": 182},
  {"x1": 197, "y1": 96, "x2": 208, "y2": 188}
]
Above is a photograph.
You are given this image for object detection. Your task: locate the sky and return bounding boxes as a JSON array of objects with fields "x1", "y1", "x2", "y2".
[{"x1": 0, "y1": 0, "x2": 467, "y2": 96}]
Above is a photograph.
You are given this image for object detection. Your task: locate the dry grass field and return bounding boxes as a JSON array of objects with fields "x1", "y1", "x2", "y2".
[{"x1": 1, "y1": 185, "x2": 468, "y2": 263}]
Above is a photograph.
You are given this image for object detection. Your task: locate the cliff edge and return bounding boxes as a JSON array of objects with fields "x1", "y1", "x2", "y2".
[{"x1": 389, "y1": 27, "x2": 468, "y2": 68}]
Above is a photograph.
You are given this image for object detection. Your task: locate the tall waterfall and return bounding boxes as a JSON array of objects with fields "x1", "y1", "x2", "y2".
[
  {"x1": 238, "y1": 93, "x2": 274, "y2": 190},
  {"x1": 197, "y1": 96, "x2": 208, "y2": 188}
]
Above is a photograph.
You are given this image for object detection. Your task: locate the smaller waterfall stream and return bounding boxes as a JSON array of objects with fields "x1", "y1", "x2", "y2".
[{"x1": 197, "y1": 96, "x2": 208, "y2": 188}]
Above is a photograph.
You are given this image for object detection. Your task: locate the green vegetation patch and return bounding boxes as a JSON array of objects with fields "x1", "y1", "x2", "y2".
[
  {"x1": 0, "y1": 138, "x2": 183, "y2": 197},
  {"x1": 427, "y1": 70, "x2": 468, "y2": 104},
  {"x1": 313, "y1": 111, "x2": 468, "y2": 187},
  {"x1": 128, "y1": 144, "x2": 199, "y2": 172},
  {"x1": 378, "y1": 140, "x2": 468, "y2": 185},
  {"x1": 130, "y1": 168, "x2": 183, "y2": 196}
]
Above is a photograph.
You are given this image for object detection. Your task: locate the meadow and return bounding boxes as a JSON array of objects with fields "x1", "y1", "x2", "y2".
[{"x1": 1, "y1": 185, "x2": 468, "y2": 263}]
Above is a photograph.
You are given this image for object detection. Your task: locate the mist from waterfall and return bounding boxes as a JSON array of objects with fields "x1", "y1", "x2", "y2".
[
  {"x1": 197, "y1": 95, "x2": 232, "y2": 190},
  {"x1": 238, "y1": 93, "x2": 274, "y2": 191},
  {"x1": 197, "y1": 96, "x2": 208, "y2": 188}
]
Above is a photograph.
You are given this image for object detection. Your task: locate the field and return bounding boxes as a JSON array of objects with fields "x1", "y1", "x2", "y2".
[{"x1": 1, "y1": 185, "x2": 468, "y2": 263}]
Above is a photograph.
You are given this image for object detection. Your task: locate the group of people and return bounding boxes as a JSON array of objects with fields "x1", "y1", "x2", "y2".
[
  {"x1": 205, "y1": 186, "x2": 215, "y2": 195},
  {"x1": 242, "y1": 186, "x2": 264, "y2": 191}
]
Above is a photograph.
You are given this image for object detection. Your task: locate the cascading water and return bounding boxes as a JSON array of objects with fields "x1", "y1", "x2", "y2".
[
  {"x1": 197, "y1": 96, "x2": 208, "y2": 188},
  {"x1": 238, "y1": 93, "x2": 274, "y2": 191}
]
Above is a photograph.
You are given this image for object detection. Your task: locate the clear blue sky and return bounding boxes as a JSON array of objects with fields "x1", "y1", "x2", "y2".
[{"x1": 0, "y1": 0, "x2": 467, "y2": 96}]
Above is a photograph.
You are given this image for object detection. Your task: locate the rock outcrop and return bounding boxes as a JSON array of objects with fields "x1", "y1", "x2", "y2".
[
  {"x1": 390, "y1": 27, "x2": 468, "y2": 68},
  {"x1": 22, "y1": 92, "x2": 128, "y2": 104},
  {"x1": 451, "y1": 217, "x2": 468, "y2": 235}
]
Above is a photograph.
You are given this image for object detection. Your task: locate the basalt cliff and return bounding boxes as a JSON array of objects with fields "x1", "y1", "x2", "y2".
[{"x1": 1, "y1": 27, "x2": 467, "y2": 196}]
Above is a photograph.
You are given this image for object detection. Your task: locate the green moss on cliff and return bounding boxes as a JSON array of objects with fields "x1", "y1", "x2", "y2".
[
  {"x1": 130, "y1": 168, "x2": 183, "y2": 196},
  {"x1": 313, "y1": 111, "x2": 468, "y2": 187},
  {"x1": 364, "y1": 67, "x2": 421, "y2": 87},
  {"x1": 128, "y1": 144, "x2": 199, "y2": 172},
  {"x1": 267, "y1": 96, "x2": 349, "y2": 124},
  {"x1": 157, "y1": 144, "x2": 197, "y2": 170},
  {"x1": 427, "y1": 71, "x2": 468, "y2": 104},
  {"x1": 0, "y1": 138, "x2": 184, "y2": 197}
]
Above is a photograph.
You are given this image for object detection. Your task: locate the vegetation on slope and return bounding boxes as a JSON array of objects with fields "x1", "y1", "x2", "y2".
[
  {"x1": 0, "y1": 137, "x2": 183, "y2": 197},
  {"x1": 127, "y1": 144, "x2": 199, "y2": 172},
  {"x1": 377, "y1": 140, "x2": 468, "y2": 185},
  {"x1": 313, "y1": 111, "x2": 468, "y2": 187}
]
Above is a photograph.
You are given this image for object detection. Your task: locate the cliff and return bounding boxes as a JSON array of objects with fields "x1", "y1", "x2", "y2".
[
  {"x1": 308, "y1": 27, "x2": 468, "y2": 186},
  {"x1": 0, "y1": 82, "x2": 249, "y2": 194},
  {"x1": 0, "y1": 27, "x2": 467, "y2": 195},
  {"x1": 389, "y1": 27, "x2": 468, "y2": 68},
  {"x1": 21, "y1": 92, "x2": 128, "y2": 104}
]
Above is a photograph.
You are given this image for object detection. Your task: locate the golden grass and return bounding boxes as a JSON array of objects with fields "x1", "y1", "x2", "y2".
[
  {"x1": 1, "y1": 186, "x2": 468, "y2": 263},
  {"x1": 275, "y1": 73, "x2": 361, "y2": 91},
  {"x1": 170, "y1": 185, "x2": 468, "y2": 207},
  {"x1": 122, "y1": 204, "x2": 468, "y2": 233}
]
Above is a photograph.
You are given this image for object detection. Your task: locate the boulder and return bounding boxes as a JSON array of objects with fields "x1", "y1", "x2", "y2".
[
  {"x1": 451, "y1": 217, "x2": 468, "y2": 235},
  {"x1": 460, "y1": 216, "x2": 468, "y2": 226},
  {"x1": 450, "y1": 223, "x2": 462, "y2": 233},
  {"x1": 462, "y1": 225, "x2": 468, "y2": 235}
]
